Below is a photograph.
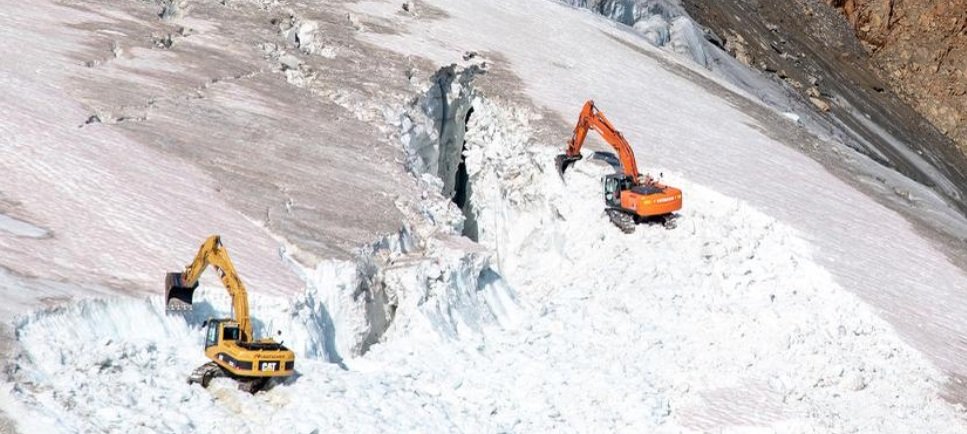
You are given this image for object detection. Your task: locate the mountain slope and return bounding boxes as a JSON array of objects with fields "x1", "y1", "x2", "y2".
[
  {"x1": 2, "y1": 0, "x2": 967, "y2": 432},
  {"x1": 829, "y1": 0, "x2": 967, "y2": 154}
]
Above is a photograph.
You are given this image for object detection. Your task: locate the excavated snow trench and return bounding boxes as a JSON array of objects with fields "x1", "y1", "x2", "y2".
[{"x1": 4, "y1": 66, "x2": 965, "y2": 433}]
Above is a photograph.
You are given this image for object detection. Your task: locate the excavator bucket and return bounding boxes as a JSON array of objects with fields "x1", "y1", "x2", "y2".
[
  {"x1": 165, "y1": 272, "x2": 197, "y2": 312},
  {"x1": 555, "y1": 154, "x2": 583, "y2": 178}
]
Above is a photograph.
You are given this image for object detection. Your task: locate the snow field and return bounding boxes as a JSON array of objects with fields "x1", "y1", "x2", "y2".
[
  {"x1": 361, "y1": 0, "x2": 967, "y2": 395},
  {"x1": 456, "y1": 92, "x2": 962, "y2": 431},
  {"x1": 4, "y1": 83, "x2": 964, "y2": 432}
]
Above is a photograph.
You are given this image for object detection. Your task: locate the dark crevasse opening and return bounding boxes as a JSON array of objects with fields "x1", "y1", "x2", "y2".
[
  {"x1": 404, "y1": 64, "x2": 483, "y2": 241},
  {"x1": 453, "y1": 107, "x2": 473, "y2": 210},
  {"x1": 454, "y1": 107, "x2": 478, "y2": 241}
]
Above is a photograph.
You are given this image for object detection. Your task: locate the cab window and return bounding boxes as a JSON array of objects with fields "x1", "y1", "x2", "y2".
[
  {"x1": 206, "y1": 322, "x2": 218, "y2": 347},
  {"x1": 222, "y1": 326, "x2": 240, "y2": 341}
]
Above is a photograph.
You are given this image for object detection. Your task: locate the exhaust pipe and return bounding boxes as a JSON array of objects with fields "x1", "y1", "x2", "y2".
[{"x1": 165, "y1": 272, "x2": 197, "y2": 312}]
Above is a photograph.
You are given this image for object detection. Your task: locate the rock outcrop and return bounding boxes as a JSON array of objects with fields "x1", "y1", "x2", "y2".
[
  {"x1": 827, "y1": 0, "x2": 967, "y2": 155},
  {"x1": 682, "y1": 0, "x2": 967, "y2": 213}
]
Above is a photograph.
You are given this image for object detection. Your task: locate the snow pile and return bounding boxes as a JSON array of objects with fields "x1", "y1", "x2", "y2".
[
  {"x1": 5, "y1": 293, "x2": 492, "y2": 433},
  {"x1": 458, "y1": 95, "x2": 962, "y2": 431},
  {"x1": 400, "y1": 69, "x2": 964, "y2": 429},
  {"x1": 9, "y1": 298, "x2": 209, "y2": 432},
  {"x1": 4, "y1": 241, "x2": 520, "y2": 433}
]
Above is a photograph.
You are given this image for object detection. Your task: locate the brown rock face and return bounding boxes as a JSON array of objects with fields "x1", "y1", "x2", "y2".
[
  {"x1": 682, "y1": 0, "x2": 967, "y2": 213},
  {"x1": 827, "y1": 0, "x2": 967, "y2": 155}
]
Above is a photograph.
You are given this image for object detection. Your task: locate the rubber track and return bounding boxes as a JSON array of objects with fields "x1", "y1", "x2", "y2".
[{"x1": 606, "y1": 209, "x2": 636, "y2": 233}]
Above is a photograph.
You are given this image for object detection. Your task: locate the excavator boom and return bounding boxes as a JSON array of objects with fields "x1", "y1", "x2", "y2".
[
  {"x1": 556, "y1": 100, "x2": 682, "y2": 230},
  {"x1": 556, "y1": 100, "x2": 641, "y2": 180},
  {"x1": 165, "y1": 235, "x2": 252, "y2": 341}
]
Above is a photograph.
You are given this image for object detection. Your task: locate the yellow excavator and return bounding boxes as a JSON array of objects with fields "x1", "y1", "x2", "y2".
[{"x1": 165, "y1": 235, "x2": 295, "y2": 393}]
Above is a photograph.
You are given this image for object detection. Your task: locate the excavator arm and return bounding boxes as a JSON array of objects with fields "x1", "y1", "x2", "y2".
[
  {"x1": 165, "y1": 235, "x2": 252, "y2": 342},
  {"x1": 556, "y1": 100, "x2": 642, "y2": 181}
]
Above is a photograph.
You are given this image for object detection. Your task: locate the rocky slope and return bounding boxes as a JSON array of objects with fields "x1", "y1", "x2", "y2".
[
  {"x1": 827, "y1": 0, "x2": 967, "y2": 156},
  {"x1": 680, "y1": 0, "x2": 967, "y2": 218}
]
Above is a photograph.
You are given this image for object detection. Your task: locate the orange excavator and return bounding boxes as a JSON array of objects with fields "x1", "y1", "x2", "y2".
[{"x1": 556, "y1": 100, "x2": 682, "y2": 232}]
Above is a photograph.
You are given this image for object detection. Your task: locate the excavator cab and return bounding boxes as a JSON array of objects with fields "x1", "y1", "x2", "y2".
[
  {"x1": 205, "y1": 320, "x2": 240, "y2": 348},
  {"x1": 603, "y1": 174, "x2": 623, "y2": 208}
]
